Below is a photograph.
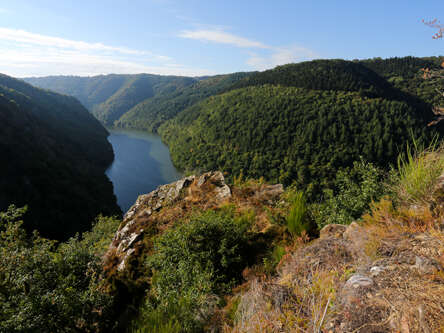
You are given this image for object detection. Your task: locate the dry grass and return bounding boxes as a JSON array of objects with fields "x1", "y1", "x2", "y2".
[
  {"x1": 227, "y1": 147, "x2": 444, "y2": 332},
  {"x1": 225, "y1": 235, "x2": 354, "y2": 332}
]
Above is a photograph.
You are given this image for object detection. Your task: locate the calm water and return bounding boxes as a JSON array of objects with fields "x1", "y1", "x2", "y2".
[{"x1": 105, "y1": 129, "x2": 182, "y2": 213}]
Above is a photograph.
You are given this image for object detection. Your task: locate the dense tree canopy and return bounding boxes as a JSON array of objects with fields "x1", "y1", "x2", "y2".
[
  {"x1": 115, "y1": 72, "x2": 251, "y2": 132},
  {"x1": 24, "y1": 57, "x2": 444, "y2": 200},
  {"x1": 0, "y1": 74, "x2": 121, "y2": 240},
  {"x1": 159, "y1": 84, "x2": 437, "y2": 198}
]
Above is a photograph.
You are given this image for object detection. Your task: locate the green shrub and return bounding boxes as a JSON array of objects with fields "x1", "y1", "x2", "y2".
[
  {"x1": 263, "y1": 245, "x2": 286, "y2": 274},
  {"x1": 0, "y1": 205, "x2": 116, "y2": 332},
  {"x1": 80, "y1": 214, "x2": 121, "y2": 256},
  {"x1": 134, "y1": 210, "x2": 251, "y2": 332},
  {"x1": 130, "y1": 299, "x2": 184, "y2": 333},
  {"x1": 313, "y1": 159, "x2": 385, "y2": 228}
]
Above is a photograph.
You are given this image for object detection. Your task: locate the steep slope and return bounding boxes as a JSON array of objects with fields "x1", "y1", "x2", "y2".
[
  {"x1": 159, "y1": 83, "x2": 438, "y2": 197},
  {"x1": 360, "y1": 56, "x2": 444, "y2": 107},
  {"x1": 24, "y1": 74, "x2": 196, "y2": 126},
  {"x1": 0, "y1": 74, "x2": 121, "y2": 240},
  {"x1": 114, "y1": 72, "x2": 251, "y2": 132},
  {"x1": 104, "y1": 163, "x2": 444, "y2": 332}
]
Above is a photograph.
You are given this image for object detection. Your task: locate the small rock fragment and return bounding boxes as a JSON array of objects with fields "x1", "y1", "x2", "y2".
[
  {"x1": 345, "y1": 274, "x2": 373, "y2": 289},
  {"x1": 370, "y1": 266, "x2": 384, "y2": 276}
]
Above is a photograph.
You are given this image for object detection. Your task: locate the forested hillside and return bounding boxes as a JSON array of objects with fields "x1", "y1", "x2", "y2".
[
  {"x1": 159, "y1": 59, "x2": 442, "y2": 198},
  {"x1": 360, "y1": 56, "x2": 444, "y2": 106},
  {"x1": 24, "y1": 57, "x2": 444, "y2": 199},
  {"x1": 115, "y1": 72, "x2": 251, "y2": 132},
  {"x1": 232, "y1": 59, "x2": 395, "y2": 97},
  {"x1": 24, "y1": 74, "x2": 197, "y2": 126},
  {"x1": 0, "y1": 74, "x2": 121, "y2": 239}
]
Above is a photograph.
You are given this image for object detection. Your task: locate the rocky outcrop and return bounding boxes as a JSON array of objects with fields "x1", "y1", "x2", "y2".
[
  {"x1": 234, "y1": 217, "x2": 444, "y2": 332},
  {"x1": 108, "y1": 171, "x2": 231, "y2": 271},
  {"x1": 106, "y1": 171, "x2": 284, "y2": 272}
]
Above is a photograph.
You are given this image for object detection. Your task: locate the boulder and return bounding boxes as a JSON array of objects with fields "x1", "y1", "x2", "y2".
[{"x1": 319, "y1": 224, "x2": 347, "y2": 239}]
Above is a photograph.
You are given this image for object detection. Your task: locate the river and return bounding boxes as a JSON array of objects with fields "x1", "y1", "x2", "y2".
[{"x1": 105, "y1": 129, "x2": 182, "y2": 213}]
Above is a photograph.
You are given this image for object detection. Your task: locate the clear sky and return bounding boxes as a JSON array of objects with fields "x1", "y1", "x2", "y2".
[{"x1": 0, "y1": 0, "x2": 443, "y2": 77}]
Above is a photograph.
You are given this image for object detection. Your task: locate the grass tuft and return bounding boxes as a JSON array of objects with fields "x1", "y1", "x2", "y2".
[
  {"x1": 286, "y1": 191, "x2": 310, "y2": 236},
  {"x1": 391, "y1": 137, "x2": 444, "y2": 206}
]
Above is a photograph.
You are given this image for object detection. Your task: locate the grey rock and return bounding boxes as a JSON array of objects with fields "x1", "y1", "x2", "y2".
[
  {"x1": 109, "y1": 171, "x2": 235, "y2": 272},
  {"x1": 370, "y1": 266, "x2": 384, "y2": 276},
  {"x1": 414, "y1": 256, "x2": 441, "y2": 274},
  {"x1": 214, "y1": 184, "x2": 231, "y2": 200},
  {"x1": 118, "y1": 248, "x2": 135, "y2": 271},
  {"x1": 344, "y1": 274, "x2": 373, "y2": 289},
  {"x1": 343, "y1": 222, "x2": 369, "y2": 262}
]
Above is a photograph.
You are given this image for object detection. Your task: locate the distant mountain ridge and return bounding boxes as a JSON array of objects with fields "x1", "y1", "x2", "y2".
[
  {"x1": 0, "y1": 74, "x2": 121, "y2": 240},
  {"x1": 24, "y1": 74, "x2": 198, "y2": 127},
  {"x1": 24, "y1": 72, "x2": 252, "y2": 132}
]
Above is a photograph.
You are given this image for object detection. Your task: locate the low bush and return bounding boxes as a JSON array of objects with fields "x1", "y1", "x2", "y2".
[
  {"x1": 134, "y1": 210, "x2": 252, "y2": 332},
  {"x1": 313, "y1": 159, "x2": 385, "y2": 228},
  {"x1": 286, "y1": 191, "x2": 310, "y2": 236},
  {"x1": 0, "y1": 205, "x2": 117, "y2": 332}
]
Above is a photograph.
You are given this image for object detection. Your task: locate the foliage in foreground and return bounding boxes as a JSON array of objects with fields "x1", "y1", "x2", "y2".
[
  {"x1": 313, "y1": 159, "x2": 385, "y2": 228},
  {"x1": 0, "y1": 206, "x2": 120, "y2": 332},
  {"x1": 390, "y1": 138, "x2": 444, "y2": 206},
  {"x1": 131, "y1": 210, "x2": 253, "y2": 332},
  {"x1": 285, "y1": 190, "x2": 311, "y2": 236}
]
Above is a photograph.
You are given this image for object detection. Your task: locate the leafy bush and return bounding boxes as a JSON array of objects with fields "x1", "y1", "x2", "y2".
[
  {"x1": 313, "y1": 159, "x2": 385, "y2": 228},
  {"x1": 0, "y1": 206, "x2": 116, "y2": 332},
  {"x1": 80, "y1": 214, "x2": 121, "y2": 256},
  {"x1": 263, "y1": 245, "x2": 286, "y2": 274},
  {"x1": 134, "y1": 210, "x2": 252, "y2": 332}
]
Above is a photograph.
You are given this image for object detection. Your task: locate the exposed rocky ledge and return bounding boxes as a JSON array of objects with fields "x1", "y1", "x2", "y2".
[
  {"x1": 107, "y1": 171, "x2": 283, "y2": 272},
  {"x1": 235, "y1": 218, "x2": 444, "y2": 332}
]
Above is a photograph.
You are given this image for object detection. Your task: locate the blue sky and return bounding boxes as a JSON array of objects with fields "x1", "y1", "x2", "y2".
[{"x1": 0, "y1": 0, "x2": 443, "y2": 77}]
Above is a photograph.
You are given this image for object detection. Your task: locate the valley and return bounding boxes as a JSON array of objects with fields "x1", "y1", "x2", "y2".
[
  {"x1": 105, "y1": 129, "x2": 181, "y2": 212},
  {"x1": 2, "y1": 55, "x2": 444, "y2": 332}
]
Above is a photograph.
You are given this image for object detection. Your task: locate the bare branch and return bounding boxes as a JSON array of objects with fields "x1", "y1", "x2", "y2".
[{"x1": 423, "y1": 18, "x2": 444, "y2": 39}]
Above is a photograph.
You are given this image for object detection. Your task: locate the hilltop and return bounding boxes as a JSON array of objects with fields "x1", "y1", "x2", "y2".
[{"x1": 159, "y1": 58, "x2": 442, "y2": 199}]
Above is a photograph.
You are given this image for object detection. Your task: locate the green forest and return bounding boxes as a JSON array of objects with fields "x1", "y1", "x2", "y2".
[
  {"x1": 26, "y1": 57, "x2": 444, "y2": 200},
  {"x1": 25, "y1": 74, "x2": 197, "y2": 126},
  {"x1": 114, "y1": 72, "x2": 251, "y2": 132},
  {"x1": 158, "y1": 58, "x2": 443, "y2": 199},
  {"x1": 0, "y1": 74, "x2": 121, "y2": 240}
]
